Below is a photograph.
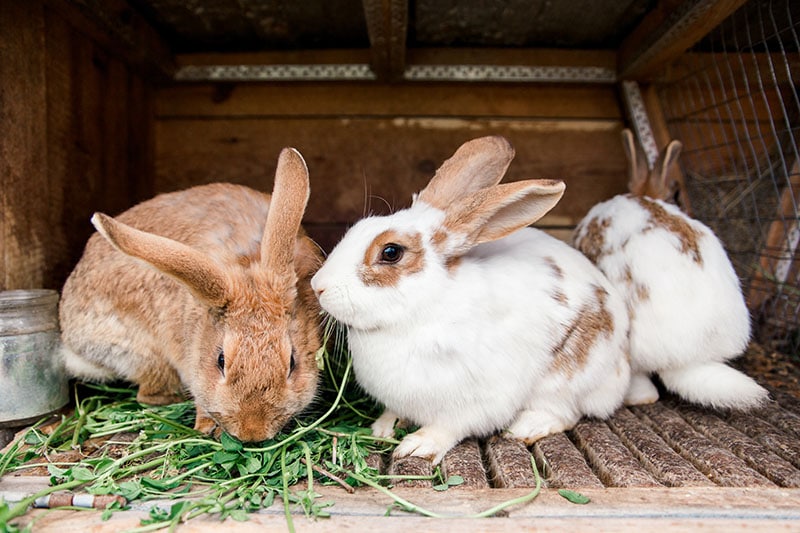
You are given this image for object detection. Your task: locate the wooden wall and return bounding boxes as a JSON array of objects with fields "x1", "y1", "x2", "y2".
[
  {"x1": 0, "y1": 0, "x2": 154, "y2": 292},
  {"x1": 155, "y1": 82, "x2": 628, "y2": 252}
]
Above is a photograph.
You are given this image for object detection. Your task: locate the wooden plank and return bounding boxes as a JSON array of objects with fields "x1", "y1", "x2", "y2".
[
  {"x1": 532, "y1": 432, "x2": 604, "y2": 489},
  {"x1": 156, "y1": 83, "x2": 623, "y2": 119},
  {"x1": 5, "y1": 477, "x2": 800, "y2": 532},
  {"x1": 440, "y1": 439, "x2": 489, "y2": 489},
  {"x1": 571, "y1": 419, "x2": 662, "y2": 487},
  {"x1": 608, "y1": 407, "x2": 712, "y2": 487},
  {"x1": 362, "y1": 0, "x2": 407, "y2": 81},
  {"x1": 44, "y1": 0, "x2": 176, "y2": 79},
  {"x1": 387, "y1": 456, "x2": 432, "y2": 488},
  {"x1": 0, "y1": 0, "x2": 48, "y2": 290},
  {"x1": 634, "y1": 402, "x2": 775, "y2": 486},
  {"x1": 618, "y1": 0, "x2": 750, "y2": 80},
  {"x1": 680, "y1": 405, "x2": 800, "y2": 487},
  {"x1": 726, "y1": 410, "x2": 800, "y2": 470},
  {"x1": 484, "y1": 436, "x2": 538, "y2": 488},
  {"x1": 154, "y1": 117, "x2": 627, "y2": 251}
]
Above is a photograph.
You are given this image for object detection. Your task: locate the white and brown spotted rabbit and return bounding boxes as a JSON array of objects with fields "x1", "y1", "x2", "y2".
[
  {"x1": 573, "y1": 129, "x2": 767, "y2": 410},
  {"x1": 311, "y1": 136, "x2": 633, "y2": 464},
  {"x1": 59, "y1": 148, "x2": 324, "y2": 442}
]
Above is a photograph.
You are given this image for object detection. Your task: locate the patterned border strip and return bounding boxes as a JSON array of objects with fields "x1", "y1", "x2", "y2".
[
  {"x1": 175, "y1": 64, "x2": 377, "y2": 81},
  {"x1": 621, "y1": 80, "x2": 659, "y2": 169},
  {"x1": 174, "y1": 63, "x2": 617, "y2": 84},
  {"x1": 404, "y1": 64, "x2": 617, "y2": 83}
]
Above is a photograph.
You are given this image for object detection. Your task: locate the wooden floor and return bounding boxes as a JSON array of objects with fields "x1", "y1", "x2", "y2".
[{"x1": 3, "y1": 343, "x2": 800, "y2": 531}]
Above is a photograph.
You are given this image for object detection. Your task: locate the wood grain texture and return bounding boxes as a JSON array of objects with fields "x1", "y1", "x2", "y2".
[
  {"x1": 0, "y1": 0, "x2": 48, "y2": 290},
  {"x1": 608, "y1": 407, "x2": 712, "y2": 487},
  {"x1": 154, "y1": 115, "x2": 626, "y2": 252}
]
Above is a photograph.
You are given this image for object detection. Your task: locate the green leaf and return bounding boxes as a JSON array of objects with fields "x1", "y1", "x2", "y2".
[
  {"x1": 70, "y1": 466, "x2": 96, "y2": 482},
  {"x1": 46, "y1": 464, "x2": 67, "y2": 478},
  {"x1": 447, "y1": 475, "x2": 464, "y2": 487},
  {"x1": 227, "y1": 509, "x2": 249, "y2": 522},
  {"x1": 212, "y1": 451, "x2": 240, "y2": 465},
  {"x1": 141, "y1": 477, "x2": 181, "y2": 491},
  {"x1": 432, "y1": 483, "x2": 449, "y2": 492},
  {"x1": 117, "y1": 481, "x2": 142, "y2": 500},
  {"x1": 220, "y1": 432, "x2": 243, "y2": 452},
  {"x1": 558, "y1": 489, "x2": 590, "y2": 504}
]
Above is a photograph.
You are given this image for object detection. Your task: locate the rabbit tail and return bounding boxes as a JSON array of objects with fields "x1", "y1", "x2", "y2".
[{"x1": 658, "y1": 361, "x2": 768, "y2": 411}]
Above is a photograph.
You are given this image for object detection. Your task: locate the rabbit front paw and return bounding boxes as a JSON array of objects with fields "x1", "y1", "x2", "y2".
[
  {"x1": 371, "y1": 410, "x2": 400, "y2": 438},
  {"x1": 506, "y1": 409, "x2": 576, "y2": 445},
  {"x1": 393, "y1": 426, "x2": 458, "y2": 465}
]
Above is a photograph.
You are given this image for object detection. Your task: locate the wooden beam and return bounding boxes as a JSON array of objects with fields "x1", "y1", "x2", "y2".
[
  {"x1": 44, "y1": 0, "x2": 176, "y2": 80},
  {"x1": 618, "y1": 0, "x2": 749, "y2": 81},
  {"x1": 362, "y1": 0, "x2": 408, "y2": 82}
]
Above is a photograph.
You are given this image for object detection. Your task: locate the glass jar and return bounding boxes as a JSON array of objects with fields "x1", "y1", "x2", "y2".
[{"x1": 0, "y1": 289, "x2": 68, "y2": 426}]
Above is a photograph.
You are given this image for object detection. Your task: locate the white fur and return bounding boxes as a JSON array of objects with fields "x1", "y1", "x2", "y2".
[
  {"x1": 574, "y1": 194, "x2": 767, "y2": 410},
  {"x1": 313, "y1": 201, "x2": 631, "y2": 464}
]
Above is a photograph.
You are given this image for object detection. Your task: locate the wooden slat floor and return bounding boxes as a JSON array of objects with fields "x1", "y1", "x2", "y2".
[{"x1": 3, "y1": 343, "x2": 800, "y2": 531}]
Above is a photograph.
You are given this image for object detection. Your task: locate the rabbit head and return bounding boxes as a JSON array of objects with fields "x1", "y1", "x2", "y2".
[
  {"x1": 623, "y1": 128, "x2": 683, "y2": 202},
  {"x1": 312, "y1": 136, "x2": 566, "y2": 330},
  {"x1": 90, "y1": 149, "x2": 322, "y2": 442}
]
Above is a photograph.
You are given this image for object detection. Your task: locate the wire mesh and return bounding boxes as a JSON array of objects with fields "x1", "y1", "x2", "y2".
[{"x1": 656, "y1": 0, "x2": 799, "y2": 357}]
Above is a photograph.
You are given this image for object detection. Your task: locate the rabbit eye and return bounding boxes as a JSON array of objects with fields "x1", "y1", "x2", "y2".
[
  {"x1": 380, "y1": 244, "x2": 404, "y2": 263},
  {"x1": 217, "y1": 350, "x2": 225, "y2": 375},
  {"x1": 288, "y1": 347, "x2": 297, "y2": 378}
]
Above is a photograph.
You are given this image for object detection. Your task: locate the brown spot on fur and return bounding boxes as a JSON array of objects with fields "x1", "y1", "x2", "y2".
[
  {"x1": 634, "y1": 196, "x2": 703, "y2": 266},
  {"x1": 544, "y1": 257, "x2": 568, "y2": 305},
  {"x1": 359, "y1": 230, "x2": 426, "y2": 287},
  {"x1": 543, "y1": 256, "x2": 564, "y2": 279},
  {"x1": 575, "y1": 217, "x2": 610, "y2": 263},
  {"x1": 446, "y1": 256, "x2": 462, "y2": 273},
  {"x1": 550, "y1": 285, "x2": 614, "y2": 378}
]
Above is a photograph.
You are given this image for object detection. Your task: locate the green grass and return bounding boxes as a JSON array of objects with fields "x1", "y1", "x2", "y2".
[{"x1": 0, "y1": 321, "x2": 542, "y2": 531}]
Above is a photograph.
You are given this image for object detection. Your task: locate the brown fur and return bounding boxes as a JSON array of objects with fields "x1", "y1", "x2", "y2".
[
  {"x1": 359, "y1": 230, "x2": 426, "y2": 287},
  {"x1": 550, "y1": 285, "x2": 615, "y2": 378},
  {"x1": 60, "y1": 149, "x2": 323, "y2": 443},
  {"x1": 635, "y1": 196, "x2": 703, "y2": 266},
  {"x1": 575, "y1": 217, "x2": 610, "y2": 263}
]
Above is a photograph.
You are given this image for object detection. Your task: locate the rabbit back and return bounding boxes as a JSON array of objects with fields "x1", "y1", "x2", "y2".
[
  {"x1": 60, "y1": 184, "x2": 272, "y2": 391},
  {"x1": 574, "y1": 194, "x2": 751, "y2": 372}
]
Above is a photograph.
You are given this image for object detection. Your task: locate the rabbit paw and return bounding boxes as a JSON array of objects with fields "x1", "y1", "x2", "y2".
[
  {"x1": 393, "y1": 426, "x2": 458, "y2": 465},
  {"x1": 506, "y1": 409, "x2": 575, "y2": 445},
  {"x1": 371, "y1": 410, "x2": 400, "y2": 438},
  {"x1": 194, "y1": 411, "x2": 220, "y2": 436},
  {"x1": 624, "y1": 373, "x2": 659, "y2": 405}
]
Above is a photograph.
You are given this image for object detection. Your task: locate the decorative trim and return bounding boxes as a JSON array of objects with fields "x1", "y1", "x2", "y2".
[
  {"x1": 174, "y1": 63, "x2": 617, "y2": 83},
  {"x1": 174, "y1": 64, "x2": 377, "y2": 81},
  {"x1": 621, "y1": 80, "x2": 659, "y2": 169},
  {"x1": 404, "y1": 64, "x2": 617, "y2": 83}
]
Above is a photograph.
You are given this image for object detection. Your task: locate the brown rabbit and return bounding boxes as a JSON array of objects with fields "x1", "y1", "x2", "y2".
[{"x1": 59, "y1": 148, "x2": 323, "y2": 442}]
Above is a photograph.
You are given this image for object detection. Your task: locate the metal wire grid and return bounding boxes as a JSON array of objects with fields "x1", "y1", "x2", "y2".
[{"x1": 656, "y1": 0, "x2": 800, "y2": 357}]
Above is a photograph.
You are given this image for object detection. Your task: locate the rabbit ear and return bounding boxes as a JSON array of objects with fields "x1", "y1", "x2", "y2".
[
  {"x1": 91, "y1": 213, "x2": 229, "y2": 308},
  {"x1": 621, "y1": 129, "x2": 649, "y2": 196},
  {"x1": 650, "y1": 139, "x2": 683, "y2": 200},
  {"x1": 416, "y1": 136, "x2": 516, "y2": 210},
  {"x1": 438, "y1": 179, "x2": 566, "y2": 256},
  {"x1": 261, "y1": 148, "x2": 310, "y2": 281}
]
